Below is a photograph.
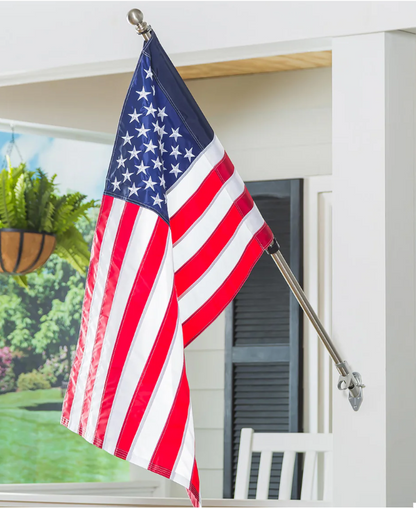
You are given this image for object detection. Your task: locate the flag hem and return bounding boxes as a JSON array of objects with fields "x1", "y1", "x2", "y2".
[{"x1": 60, "y1": 416, "x2": 200, "y2": 507}]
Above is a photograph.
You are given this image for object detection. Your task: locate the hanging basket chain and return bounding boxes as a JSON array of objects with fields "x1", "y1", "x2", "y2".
[{"x1": 2, "y1": 125, "x2": 24, "y2": 169}]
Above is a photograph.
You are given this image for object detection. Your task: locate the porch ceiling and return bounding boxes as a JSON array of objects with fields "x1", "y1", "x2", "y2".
[{"x1": 177, "y1": 51, "x2": 332, "y2": 80}]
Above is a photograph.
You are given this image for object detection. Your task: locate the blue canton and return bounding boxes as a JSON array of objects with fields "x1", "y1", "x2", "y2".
[{"x1": 104, "y1": 52, "x2": 202, "y2": 223}]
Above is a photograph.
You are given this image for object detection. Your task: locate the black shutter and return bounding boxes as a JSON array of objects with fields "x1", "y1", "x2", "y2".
[{"x1": 223, "y1": 179, "x2": 303, "y2": 499}]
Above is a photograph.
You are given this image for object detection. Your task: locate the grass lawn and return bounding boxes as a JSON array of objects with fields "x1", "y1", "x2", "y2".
[{"x1": 0, "y1": 388, "x2": 130, "y2": 484}]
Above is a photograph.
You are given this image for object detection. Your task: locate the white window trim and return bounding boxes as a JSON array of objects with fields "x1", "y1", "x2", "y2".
[{"x1": 0, "y1": 117, "x2": 113, "y2": 145}]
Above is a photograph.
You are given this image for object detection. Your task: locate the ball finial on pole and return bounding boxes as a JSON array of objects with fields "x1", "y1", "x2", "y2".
[
  {"x1": 127, "y1": 9, "x2": 144, "y2": 26},
  {"x1": 127, "y1": 8, "x2": 152, "y2": 41}
]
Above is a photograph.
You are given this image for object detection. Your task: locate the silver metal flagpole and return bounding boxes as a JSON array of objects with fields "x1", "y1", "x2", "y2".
[
  {"x1": 267, "y1": 239, "x2": 364, "y2": 411},
  {"x1": 127, "y1": 8, "x2": 365, "y2": 412}
]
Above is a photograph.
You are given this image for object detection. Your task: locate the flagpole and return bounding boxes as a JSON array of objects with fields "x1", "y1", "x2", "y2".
[
  {"x1": 267, "y1": 239, "x2": 364, "y2": 411},
  {"x1": 127, "y1": 8, "x2": 365, "y2": 412}
]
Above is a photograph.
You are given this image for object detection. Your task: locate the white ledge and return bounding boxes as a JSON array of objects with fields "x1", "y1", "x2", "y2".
[{"x1": 0, "y1": 493, "x2": 331, "y2": 507}]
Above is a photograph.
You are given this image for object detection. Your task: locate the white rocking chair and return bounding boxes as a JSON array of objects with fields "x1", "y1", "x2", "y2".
[{"x1": 234, "y1": 429, "x2": 333, "y2": 502}]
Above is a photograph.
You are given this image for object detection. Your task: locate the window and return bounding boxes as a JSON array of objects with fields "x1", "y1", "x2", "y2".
[
  {"x1": 0, "y1": 129, "x2": 132, "y2": 484},
  {"x1": 223, "y1": 179, "x2": 303, "y2": 499}
]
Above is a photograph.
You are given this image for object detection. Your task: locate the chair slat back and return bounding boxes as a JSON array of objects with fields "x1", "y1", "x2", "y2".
[
  {"x1": 300, "y1": 451, "x2": 317, "y2": 500},
  {"x1": 323, "y1": 447, "x2": 333, "y2": 501},
  {"x1": 234, "y1": 430, "x2": 333, "y2": 502},
  {"x1": 278, "y1": 451, "x2": 296, "y2": 500},
  {"x1": 256, "y1": 451, "x2": 273, "y2": 500}
]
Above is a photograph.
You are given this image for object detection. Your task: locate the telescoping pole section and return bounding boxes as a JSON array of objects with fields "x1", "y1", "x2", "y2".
[{"x1": 127, "y1": 8, "x2": 365, "y2": 412}]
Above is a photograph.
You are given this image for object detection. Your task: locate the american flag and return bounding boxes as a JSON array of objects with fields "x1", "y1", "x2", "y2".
[{"x1": 61, "y1": 32, "x2": 274, "y2": 506}]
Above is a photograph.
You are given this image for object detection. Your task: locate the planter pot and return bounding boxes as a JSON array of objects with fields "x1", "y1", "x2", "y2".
[{"x1": 0, "y1": 229, "x2": 56, "y2": 275}]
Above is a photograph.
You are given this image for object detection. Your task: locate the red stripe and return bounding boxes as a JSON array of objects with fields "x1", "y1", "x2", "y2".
[
  {"x1": 187, "y1": 460, "x2": 200, "y2": 508},
  {"x1": 78, "y1": 202, "x2": 138, "y2": 435},
  {"x1": 149, "y1": 366, "x2": 190, "y2": 475},
  {"x1": 170, "y1": 154, "x2": 234, "y2": 244},
  {"x1": 234, "y1": 186, "x2": 254, "y2": 216},
  {"x1": 182, "y1": 237, "x2": 263, "y2": 347},
  {"x1": 93, "y1": 218, "x2": 169, "y2": 446},
  {"x1": 255, "y1": 222, "x2": 274, "y2": 250},
  {"x1": 175, "y1": 188, "x2": 256, "y2": 298},
  {"x1": 61, "y1": 195, "x2": 113, "y2": 424},
  {"x1": 115, "y1": 290, "x2": 179, "y2": 456}
]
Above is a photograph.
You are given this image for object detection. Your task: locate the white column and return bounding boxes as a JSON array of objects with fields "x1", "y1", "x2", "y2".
[{"x1": 332, "y1": 31, "x2": 416, "y2": 507}]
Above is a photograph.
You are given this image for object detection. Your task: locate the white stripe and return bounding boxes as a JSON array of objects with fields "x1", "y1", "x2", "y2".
[
  {"x1": 179, "y1": 206, "x2": 264, "y2": 322},
  {"x1": 102, "y1": 233, "x2": 174, "y2": 454},
  {"x1": 167, "y1": 136, "x2": 224, "y2": 217},
  {"x1": 171, "y1": 403, "x2": 195, "y2": 485},
  {"x1": 127, "y1": 318, "x2": 184, "y2": 465},
  {"x1": 246, "y1": 203, "x2": 266, "y2": 238},
  {"x1": 68, "y1": 198, "x2": 124, "y2": 432},
  {"x1": 83, "y1": 207, "x2": 159, "y2": 442},
  {"x1": 173, "y1": 170, "x2": 244, "y2": 270}
]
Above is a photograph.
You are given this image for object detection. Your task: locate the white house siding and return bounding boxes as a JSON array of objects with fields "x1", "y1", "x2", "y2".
[{"x1": 0, "y1": 66, "x2": 331, "y2": 498}]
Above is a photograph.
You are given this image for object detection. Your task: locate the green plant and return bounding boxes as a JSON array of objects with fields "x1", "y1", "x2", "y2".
[
  {"x1": 0, "y1": 162, "x2": 98, "y2": 286},
  {"x1": 17, "y1": 370, "x2": 50, "y2": 391}
]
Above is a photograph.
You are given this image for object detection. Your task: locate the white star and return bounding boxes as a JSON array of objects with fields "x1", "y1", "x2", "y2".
[
  {"x1": 152, "y1": 157, "x2": 163, "y2": 171},
  {"x1": 184, "y1": 147, "x2": 196, "y2": 162},
  {"x1": 151, "y1": 85, "x2": 156, "y2": 96},
  {"x1": 170, "y1": 145, "x2": 182, "y2": 159},
  {"x1": 158, "y1": 124, "x2": 167, "y2": 138},
  {"x1": 170, "y1": 163, "x2": 182, "y2": 178},
  {"x1": 159, "y1": 174, "x2": 166, "y2": 189},
  {"x1": 128, "y1": 146, "x2": 141, "y2": 160},
  {"x1": 152, "y1": 193, "x2": 164, "y2": 208},
  {"x1": 144, "y1": 67, "x2": 153, "y2": 80},
  {"x1": 144, "y1": 103, "x2": 157, "y2": 117},
  {"x1": 144, "y1": 139, "x2": 157, "y2": 154},
  {"x1": 152, "y1": 120, "x2": 161, "y2": 134},
  {"x1": 135, "y1": 161, "x2": 149, "y2": 175},
  {"x1": 158, "y1": 140, "x2": 167, "y2": 155},
  {"x1": 128, "y1": 182, "x2": 140, "y2": 197},
  {"x1": 170, "y1": 127, "x2": 182, "y2": 142},
  {"x1": 135, "y1": 123, "x2": 150, "y2": 138},
  {"x1": 122, "y1": 169, "x2": 134, "y2": 182},
  {"x1": 128, "y1": 109, "x2": 142, "y2": 123},
  {"x1": 143, "y1": 176, "x2": 157, "y2": 191},
  {"x1": 136, "y1": 86, "x2": 151, "y2": 101},
  {"x1": 121, "y1": 131, "x2": 133, "y2": 146},
  {"x1": 157, "y1": 107, "x2": 168, "y2": 120},
  {"x1": 111, "y1": 177, "x2": 121, "y2": 191},
  {"x1": 117, "y1": 155, "x2": 127, "y2": 168}
]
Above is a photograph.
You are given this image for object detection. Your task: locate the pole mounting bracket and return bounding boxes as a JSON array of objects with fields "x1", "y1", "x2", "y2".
[{"x1": 336, "y1": 361, "x2": 365, "y2": 411}]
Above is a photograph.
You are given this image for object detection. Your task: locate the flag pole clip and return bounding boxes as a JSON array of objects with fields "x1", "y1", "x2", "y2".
[
  {"x1": 127, "y1": 9, "x2": 152, "y2": 41},
  {"x1": 267, "y1": 238, "x2": 364, "y2": 411}
]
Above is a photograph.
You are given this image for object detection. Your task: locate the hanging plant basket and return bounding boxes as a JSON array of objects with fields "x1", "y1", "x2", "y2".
[
  {"x1": 0, "y1": 159, "x2": 98, "y2": 287},
  {"x1": 0, "y1": 229, "x2": 56, "y2": 275}
]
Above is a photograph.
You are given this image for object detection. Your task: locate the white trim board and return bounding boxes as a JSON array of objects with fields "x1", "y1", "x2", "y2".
[
  {"x1": 0, "y1": 493, "x2": 331, "y2": 507},
  {"x1": 0, "y1": 118, "x2": 114, "y2": 145},
  {"x1": 0, "y1": 38, "x2": 332, "y2": 88}
]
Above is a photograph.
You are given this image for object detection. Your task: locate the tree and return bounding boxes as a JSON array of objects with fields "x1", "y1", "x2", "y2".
[{"x1": 0, "y1": 209, "x2": 98, "y2": 383}]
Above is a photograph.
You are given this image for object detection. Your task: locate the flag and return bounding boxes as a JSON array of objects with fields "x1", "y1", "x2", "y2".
[{"x1": 61, "y1": 32, "x2": 274, "y2": 506}]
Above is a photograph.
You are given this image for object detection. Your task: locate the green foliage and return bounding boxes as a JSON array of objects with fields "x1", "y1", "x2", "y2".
[
  {"x1": 39, "y1": 363, "x2": 57, "y2": 387},
  {"x1": 0, "y1": 369, "x2": 15, "y2": 393},
  {"x1": 17, "y1": 370, "x2": 51, "y2": 391},
  {"x1": 0, "y1": 210, "x2": 98, "y2": 377},
  {"x1": 0, "y1": 163, "x2": 98, "y2": 286}
]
